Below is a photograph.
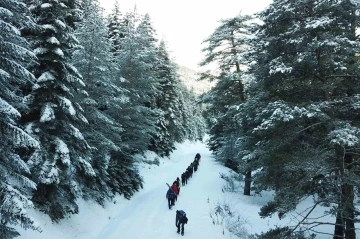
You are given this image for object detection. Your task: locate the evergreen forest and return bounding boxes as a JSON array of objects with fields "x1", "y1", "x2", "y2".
[
  {"x1": 0, "y1": 0, "x2": 205, "y2": 237},
  {"x1": 1, "y1": 0, "x2": 360, "y2": 239}
]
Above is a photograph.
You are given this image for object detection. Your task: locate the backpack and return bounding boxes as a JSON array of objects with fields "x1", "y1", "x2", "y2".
[
  {"x1": 178, "y1": 210, "x2": 186, "y2": 217},
  {"x1": 178, "y1": 210, "x2": 188, "y2": 223}
]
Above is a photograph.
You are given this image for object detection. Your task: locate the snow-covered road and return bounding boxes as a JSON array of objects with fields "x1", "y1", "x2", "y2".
[
  {"x1": 91, "y1": 140, "x2": 234, "y2": 239},
  {"x1": 18, "y1": 140, "x2": 236, "y2": 239}
]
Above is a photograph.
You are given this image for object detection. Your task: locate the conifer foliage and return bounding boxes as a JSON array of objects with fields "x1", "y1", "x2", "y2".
[
  {"x1": 203, "y1": 0, "x2": 360, "y2": 238},
  {"x1": 23, "y1": 0, "x2": 93, "y2": 221},
  {"x1": 0, "y1": 0, "x2": 205, "y2": 237},
  {"x1": 0, "y1": 0, "x2": 39, "y2": 238}
]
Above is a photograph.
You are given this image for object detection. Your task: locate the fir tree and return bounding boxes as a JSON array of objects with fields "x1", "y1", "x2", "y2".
[
  {"x1": 73, "y1": 0, "x2": 143, "y2": 202},
  {"x1": 149, "y1": 41, "x2": 185, "y2": 156},
  {"x1": 0, "y1": 0, "x2": 40, "y2": 237},
  {"x1": 200, "y1": 13, "x2": 256, "y2": 194},
  {"x1": 115, "y1": 9, "x2": 159, "y2": 155},
  {"x1": 243, "y1": 0, "x2": 360, "y2": 237},
  {"x1": 23, "y1": 0, "x2": 94, "y2": 221},
  {"x1": 107, "y1": 0, "x2": 123, "y2": 55}
]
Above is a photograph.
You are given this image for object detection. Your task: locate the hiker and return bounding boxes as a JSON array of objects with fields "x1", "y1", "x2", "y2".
[
  {"x1": 171, "y1": 181, "x2": 179, "y2": 201},
  {"x1": 187, "y1": 165, "x2": 192, "y2": 178},
  {"x1": 193, "y1": 159, "x2": 198, "y2": 172},
  {"x1": 181, "y1": 173, "x2": 186, "y2": 186},
  {"x1": 176, "y1": 210, "x2": 188, "y2": 236},
  {"x1": 195, "y1": 153, "x2": 201, "y2": 163},
  {"x1": 166, "y1": 187, "x2": 176, "y2": 209},
  {"x1": 184, "y1": 171, "x2": 189, "y2": 185},
  {"x1": 175, "y1": 177, "x2": 181, "y2": 194}
]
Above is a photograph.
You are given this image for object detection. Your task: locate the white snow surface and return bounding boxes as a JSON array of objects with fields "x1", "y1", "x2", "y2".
[{"x1": 16, "y1": 140, "x2": 335, "y2": 239}]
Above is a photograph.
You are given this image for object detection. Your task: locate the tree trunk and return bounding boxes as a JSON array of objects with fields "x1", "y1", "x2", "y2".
[
  {"x1": 344, "y1": 154, "x2": 355, "y2": 239},
  {"x1": 244, "y1": 170, "x2": 251, "y2": 195},
  {"x1": 333, "y1": 212, "x2": 344, "y2": 239},
  {"x1": 334, "y1": 149, "x2": 356, "y2": 239}
]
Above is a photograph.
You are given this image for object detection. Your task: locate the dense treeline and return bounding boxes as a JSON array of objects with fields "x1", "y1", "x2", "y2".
[
  {"x1": 201, "y1": 0, "x2": 360, "y2": 238},
  {"x1": 0, "y1": 0, "x2": 205, "y2": 237}
]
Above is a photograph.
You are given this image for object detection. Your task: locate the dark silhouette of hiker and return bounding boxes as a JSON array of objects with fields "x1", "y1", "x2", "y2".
[
  {"x1": 176, "y1": 210, "x2": 188, "y2": 236},
  {"x1": 166, "y1": 187, "x2": 176, "y2": 209}
]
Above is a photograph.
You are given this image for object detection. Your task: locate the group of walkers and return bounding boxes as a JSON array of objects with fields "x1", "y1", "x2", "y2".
[
  {"x1": 181, "y1": 153, "x2": 201, "y2": 186},
  {"x1": 165, "y1": 153, "x2": 201, "y2": 236}
]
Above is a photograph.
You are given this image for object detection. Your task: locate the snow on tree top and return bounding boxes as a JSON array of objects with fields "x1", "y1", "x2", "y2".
[
  {"x1": 41, "y1": 164, "x2": 60, "y2": 184},
  {"x1": 54, "y1": 138, "x2": 70, "y2": 166},
  {"x1": 34, "y1": 47, "x2": 48, "y2": 55},
  {"x1": 59, "y1": 96, "x2": 76, "y2": 115},
  {"x1": 38, "y1": 71, "x2": 55, "y2": 82},
  {"x1": 42, "y1": 24, "x2": 57, "y2": 32},
  {"x1": 40, "y1": 3, "x2": 52, "y2": 9},
  {"x1": 55, "y1": 19, "x2": 66, "y2": 29},
  {"x1": 47, "y1": 37, "x2": 60, "y2": 45},
  {"x1": 40, "y1": 103, "x2": 55, "y2": 122},
  {"x1": 53, "y1": 48, "x2": 64, "y2": 57}
]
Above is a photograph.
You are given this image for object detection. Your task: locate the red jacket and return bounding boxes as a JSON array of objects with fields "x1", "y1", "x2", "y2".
[{"x1": 171, "y1": 184, "x2": 179, "y2": 195}]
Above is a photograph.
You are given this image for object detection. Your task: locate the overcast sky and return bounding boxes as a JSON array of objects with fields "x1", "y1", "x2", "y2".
[{"x1": 98, "y1": 0, "x2": 273, "y2": 71}]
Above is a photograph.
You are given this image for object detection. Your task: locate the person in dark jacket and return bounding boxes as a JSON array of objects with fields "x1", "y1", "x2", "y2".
[
  {"x1": 166, "y1": 187, "x2": 176, "y2": 209},
  {"x1": 181, "y1": 173, "x2": 186, "y2": 186},
  {"x1": 193, "y1": 159, "x2": 198, "y2": 172},
  {"x1": 195, "y1": 153, "x2": 201, "y2": 163},
  {"x1": 184, "y1": 171, "x2": 189, "y2": 185},
  {"x1": 176, "y1": 210, "x2": 188, "y2": 236}
]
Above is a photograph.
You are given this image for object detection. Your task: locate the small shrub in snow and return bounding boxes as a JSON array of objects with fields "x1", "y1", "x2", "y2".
[{"x1": 209, "y1": 200, "x2": 249, "y2": 238}]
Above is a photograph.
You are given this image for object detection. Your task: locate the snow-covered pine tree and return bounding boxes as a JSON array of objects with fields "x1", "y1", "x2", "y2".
[
  {"x1": 245, "y1": 0, "x2": 360, "y2": 237},
  {"x1": 72, "y1": 0, "x2": 143, "y2": 202},
  {"x1": 23, "y1": 0, "x2": 95, "y2": 221},
  {"x1": 148, "y1": 40, "x2": 186, "y2": 156},
  {"x1": 115, "y1": 9, "x2": 159, "y2": 155},
  {"x1": 0, "y1": 1, "x2": 40, "y2": 237},
  {"x1": 178, "y1": 84, "x2": 207, "y2": 141},
  {"x1": 199, "y1": 14, "x2": 255, "y2": 194},
  {"x1": 106, "y1": 0, "x2": 123, "y2": 55}
]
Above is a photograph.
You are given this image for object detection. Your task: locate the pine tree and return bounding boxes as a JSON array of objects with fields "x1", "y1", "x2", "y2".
[
  {"x1": 149, "y1": 41, "x2": 185, "y2": 156},
  {"x1": 200, "y1": 14, "x2": 255, "y2": 194},
  {"x1": 0, "y1": 0, "x2": 40, "y2": 237},
  {"x1": 107, "y1": 0, "x2": 123, "y2": 55},
  {"x1": 244, "y1": 0, "x2": 360, "y2": 237},
  {"x1": 23, "y1": 0, "x2": 94, "y2": 221},
  {"x1": 73, "y1": 0, "x2": 143, "y2": 202},
  {"x1": 115, "y1": 9, "x2": 159, "y2": 155}
]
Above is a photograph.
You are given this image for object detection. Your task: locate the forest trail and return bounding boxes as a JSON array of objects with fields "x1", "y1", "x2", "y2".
[
  {"x1": 16, "y1": 140, "x2": 236, "y2": 239},
  {"x1": 90, "y1": 140, "x2": 234, "y2": 239}
]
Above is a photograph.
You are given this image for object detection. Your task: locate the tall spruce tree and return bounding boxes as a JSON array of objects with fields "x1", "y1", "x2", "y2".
[
  {"x1": 23, "y1": 0, "x2": 95, "y2": 221},
  {"x1": 242, "y1": 0, "x2": 360, "y2": 237},
  {"x1": 200, "y1": 14, "x2": 255, "y2": 194},
  {"x1": 114, "y1": 9, "x2": 159, "y2": 155},
  {"x1": 0, "y1": 0, "x2": 40, "y2": 237},
  {"x1": 73, "y1": 0, "x2": 143, "y2": 201},
  {"x1": 107, "y1": 0, "x2": 123, "y2": 55},
  {"x1": 149, "y1": 40, "x2": 186, "y2": 156}
]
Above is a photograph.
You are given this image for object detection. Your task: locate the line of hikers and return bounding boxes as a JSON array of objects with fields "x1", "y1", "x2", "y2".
[
  {"x1": 165, "y1": 153, "x2": 201, "y2": 236},
  {"x1": 181, "y1": 152, "x2": 201, "y2": 186}
]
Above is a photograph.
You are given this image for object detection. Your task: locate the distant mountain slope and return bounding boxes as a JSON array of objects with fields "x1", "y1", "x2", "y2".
[{"x1": 176, "y1": 65, "x2": 215, "y2": 95}]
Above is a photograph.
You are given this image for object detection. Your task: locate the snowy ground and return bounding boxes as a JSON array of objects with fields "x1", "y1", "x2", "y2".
[{"x1": 17, "y1": 139, "x2": 337, "y2": 239}]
